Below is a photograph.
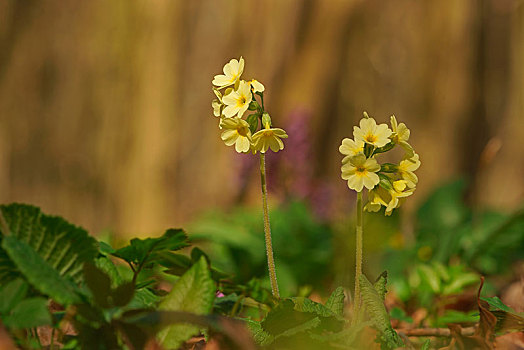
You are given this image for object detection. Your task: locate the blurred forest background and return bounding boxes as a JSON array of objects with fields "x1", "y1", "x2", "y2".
[{"x1": 0, "y1": 0, "x2": 523, "y2": 236}]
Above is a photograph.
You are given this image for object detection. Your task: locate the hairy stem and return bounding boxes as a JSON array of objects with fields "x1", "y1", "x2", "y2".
[
  {"x1": 260, "y1": 153, "x2": 280, "y2": 299},
  {"x1": 353, "y1": 191, "x2": 363, "y2": 324}
]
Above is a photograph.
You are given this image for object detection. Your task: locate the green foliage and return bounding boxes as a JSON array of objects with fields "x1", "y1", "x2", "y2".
[
  {"x1": 0, "y1": 203, "x2": 98, "y2": 286},
  {"x1": 359, "y1": 275, "x2": 403, "y2": 349},
  {"x1": 0, "y1": 279, "x2": 51, "y2": 330},
  {"x1": 244, "y1": 288, "x2": 366, "y2": 350},
  {"x1": 2, "y1": 235, "x2": 83, "y2": 305},
  {"x1": 112, "y1": 228, "x2": 189, "y2": 269},
  {"x1": 157, "y1": 256, "x2": 216, "y2": 349},
  {"x1": 325, "y1": 287, "x2": 345, "y2": 317},
  {"x1": 189, "y1": 200, "x2": 333, "y2": 295}
]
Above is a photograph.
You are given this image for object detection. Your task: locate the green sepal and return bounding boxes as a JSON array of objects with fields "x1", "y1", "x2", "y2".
[
  {"x1": 380, "y1": 163, "x2": 397, "y2": 173},
  {"x1": 378, "y1": 174, "x2": 393, "y2": 191},
  {"x1": 262, "y1": 113, "x2": 272, "y2": 128},
  {"x1": 374, "y1": 142, "x2": 395, "y2": 154}
]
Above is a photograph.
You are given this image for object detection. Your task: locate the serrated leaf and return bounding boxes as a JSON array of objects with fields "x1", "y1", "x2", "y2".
[
  {"x1": 3, "y1": 297, "x2": 51, "y2": 329},
  {"x1": 373, "y1": 271, "x2": 388, "y2": 301},
  {"x1": 2, "y1": 236, "x2": 81, "y2": 305},
  {"x1": 292, "y1": 297, "x2": 336, "y2": 318},
  {"x1": 325, "y1": 287, "x2": 345, "y2": 317},
  {"x1": 113, "y1": 228, "x2": 189, "y2": 268},
  {"x1": 245, "y1": 319, "x2": 275, "y2": 346},
  {"x1": 0, "y1": 204, "x2": 98, "y2": 286},
  {"x1": 157, "y1": 257, "x2": 215, "y2": 349},
  {"x1": 359, "y1": 275, "x2": 403, "y2": 348}
]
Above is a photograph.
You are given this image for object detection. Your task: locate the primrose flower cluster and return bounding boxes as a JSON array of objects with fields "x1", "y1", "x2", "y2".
[
  {"x1": 212, "y1": 57, "x2": 288, "y2": 153},
  {"x1": 339, "y1": 113, "x2": 420, "y2": 215}
]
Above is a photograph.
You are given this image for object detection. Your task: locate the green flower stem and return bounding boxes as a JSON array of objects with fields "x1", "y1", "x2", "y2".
[
  {"x1": 259, "y1": 152, "x2": 280, "y2": 299},
  {"x1": 353, "y1": 191, "x2": 363, "y2": 324}
]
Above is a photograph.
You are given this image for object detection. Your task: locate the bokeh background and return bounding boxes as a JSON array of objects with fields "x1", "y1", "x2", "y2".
[{"x1": 0, "y1": 0, "x2": 523, "y2": 237}]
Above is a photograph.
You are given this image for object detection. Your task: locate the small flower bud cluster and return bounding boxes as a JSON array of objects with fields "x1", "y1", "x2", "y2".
[
  {"x1": 212, "y1": 57, "x2": 288, "y2": 154},
  {"x1": 339, "y1": 112, "x2": 420, "y2": 215}
]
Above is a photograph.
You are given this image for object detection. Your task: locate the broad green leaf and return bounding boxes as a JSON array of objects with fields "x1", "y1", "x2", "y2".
[
  {"x1": 94, "y1": 255, "x2": 123, "y2": 288},
  {"x1": 0, "y1": 278, "x2": 28, "y2": 314},
  {"x1": 325, "y1": 287, "x2": 345, "y2": 317},
  {"x1": 157, "y1": 257, "x2": 215, "y2": 349},
  {"x1": 359, "y1": 275, "x2": 403, "y2": 348},
  {"x1": 261, "y1": 299, "x2": 317, "y2": 335},
  {"x1": 0, "y1": 204, "x2": 98, "y2": 286},
  {"x1": 113, "y1": 228, "x2": 189, "y2": 267},
  {"x1": 83, "y1": 263, "x2": 112, "y2": 308},
  {"x1": 3, "y1": 297, "x2": 51, "y2": 329},
  {"x1": 2, "y1": 236, "x2": 82, "y2": 304}
]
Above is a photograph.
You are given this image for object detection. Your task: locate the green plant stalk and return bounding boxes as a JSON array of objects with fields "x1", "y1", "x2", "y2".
[
  {"x1": 259, "y1": 153, "x2": 280, "y2": 299},
  {"x1": 353, "y1": 191, "x2": 363, "y2": 325}
]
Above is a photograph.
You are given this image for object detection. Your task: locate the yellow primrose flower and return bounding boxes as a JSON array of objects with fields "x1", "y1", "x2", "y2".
[
  {"x1": 252, "y1": 124, "x2": 288, "y2": 153},
  {"x1": 222, "y1": 80, "x2": 253, "y2": 118},
  {"x1": 341, "y1": 154, "x2": 380, "y2": 192},
  {"x1": 212, "y1": 57, "x2": 245, "y2": 88},
  {"x1": 390, "y1": 115, "x2": 414, "y2": 157},
  {"x1": 339, "y1": 138, "x2": 364, "y2": 164},
  {"x1": 353, "y1": 117, "x2": 392, "y2": 148},
  {"x1": 365, "y1": 180, "x2": 414, "y2": 215},
  {"x1": 220, "y1": 117, "x2": 252, "y2": 153},
  {"x1": 365, "y1": 185, "x2": 390, "y2": 212},
  {"x1": 249, "y1": 79, "x2": 265, "y2": 93},
  {"x1": 397, "y1": 153, "x2": 420, "y2": 188},
  {"x1": 385, "y1": 180, "x2": 415, "y2": 215}
]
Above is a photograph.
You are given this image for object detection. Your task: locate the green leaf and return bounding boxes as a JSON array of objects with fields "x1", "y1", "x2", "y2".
[
  {"x1": 3, "y1": 297, "x2": 51, "y2": 329},
  {"x1": 0, "y1": 204, "x2": 98, "y2": 286},
  {"x1": 481, "y1": 296, "x2": 516, "y2": 313},
  {"x1": 421, "y1": 339, "x2": 431, "y2": 350},
  {"x1": 0, "y1": 278, "x2": 28, "y2": 314},
  {"x1": 157, "y1": 257, "x2": 215, "y2": 349},
  {"x1": 434, "y1": 310, "x2": 478, "y2": 327},
  {"x1": 2, "y1": 235, "x2": 81, "y2": 305},
  {"x1": 246, "y1": 114, "x2": 259, "y2": 134},
  {"x1": 389, "y1": 307, "x2": 413, "y2": 323},
  {"x1": 245, "y1": 319, "x2": 274, "y2": 346},
  {"x1": 373, "y1": 271, "x2": 388, "y2": 301},
  {"x1": 359, "y1": 275, "x2": 403, "y2": 348},
  {"x1": 261, "y1": 299, "x2": 317, "y2": 336},
  {"x1": 83, "y1": 263, "x2": 112, "y2": 308},
  {"x1": 113, "y1": 228, "x2": 189, "y2": 268},
  {"x1": 325, "y1": 287, "x2": 345, "y2": 317},
  {"x1": 418, "y1": 264, "x2": 441, "y2": 293}
]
